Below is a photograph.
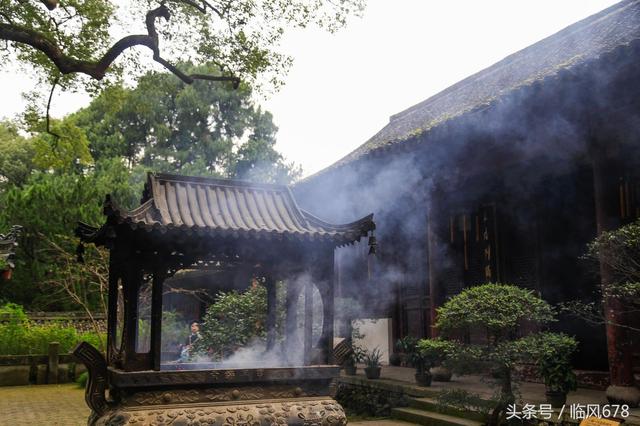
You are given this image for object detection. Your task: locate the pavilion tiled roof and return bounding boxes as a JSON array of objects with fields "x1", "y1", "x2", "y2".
[
  {"x1": 305, "y1": 0, "x2": 640, "y2": 181},
  {"x1": 82, "y1": 173, "x2": 374, "y2": 245}
]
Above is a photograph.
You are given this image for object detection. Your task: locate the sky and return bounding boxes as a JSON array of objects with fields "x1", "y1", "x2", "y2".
[{"x1": 0, "y1": 0, "x2": 622, "y2": 177}]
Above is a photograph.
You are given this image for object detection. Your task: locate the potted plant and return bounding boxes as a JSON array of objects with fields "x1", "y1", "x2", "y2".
[
  {"x1": 396, "y1": 336, "x2": 418, "y2": 367},
  {"x1": 343, "y1": 344, "x2": 365, "y2": 376},
  {"x1": 396, "y1": 335, "x2": 433, "y2": 386},
  {"x1": 417, "y1": 338, "x2": 455, "y2": 382},
  {"x1": 364, "y1": 347, "x2": 383, "y2": 379},
  {"x1": 525, "y1": 333, "x2": 578, "y2": 407},
  {"x1": 389, "y1": 352, "x2": 402, "y2": 366}
]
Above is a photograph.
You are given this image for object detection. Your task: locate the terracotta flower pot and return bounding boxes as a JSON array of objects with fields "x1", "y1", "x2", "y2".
[
  {"x1": 415, "y1": 371, "x2": 432, "y2": 387},
  {"x1": 364, "y1": 366, "x2": 381, "y2": 379},
  {"x1": 430, "y1": 366, "x2": 452, "y2": 382}
]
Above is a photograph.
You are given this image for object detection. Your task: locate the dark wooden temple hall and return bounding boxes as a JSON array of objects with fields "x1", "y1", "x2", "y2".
[
  {"x1": 75, "y1": 173, "x2": 374, "y2": 425},
  {"x1": 294, "y1": 0, "x2": 640, "y2": 405}
]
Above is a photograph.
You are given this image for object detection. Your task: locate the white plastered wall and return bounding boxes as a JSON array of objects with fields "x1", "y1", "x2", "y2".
[{"x1": 352, "y1": 318, "x2": 392, "y2": 365}]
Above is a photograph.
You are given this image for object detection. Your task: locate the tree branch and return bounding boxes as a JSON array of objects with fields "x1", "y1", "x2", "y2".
[
  {"x1": 1, "y1": 3, "x2": 239, "y2": 86},
  {"x1": 46, "y1": 74, "x2": 60, "y2": 139}
]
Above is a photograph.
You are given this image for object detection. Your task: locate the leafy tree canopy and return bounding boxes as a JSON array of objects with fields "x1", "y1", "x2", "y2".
[
  {"x1": 0, "y1": 0, "x2": 365, "y2": 94},
  {"x1": 436, "y1": 282, "x2": 556, "y2": 338},
  {"x1": 0, "y1": 121, "x2": 36, "y2": 187},
  {"x1": 0, "y1": 160, "x2": 142, "y2": 309},
  {"x1": 71, "y1": 65, "x2": 300, "y2": 183},
  {"x1": 435, "y1": 283, "x2": 558, "y2": 423}
]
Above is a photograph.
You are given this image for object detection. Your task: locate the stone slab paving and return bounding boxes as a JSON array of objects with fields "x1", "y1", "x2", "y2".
[
  {"x1": 0, "y1": 384, "x2": 416, "y2": 426},
  {"x1": 0, "y1": 383, "x2": 89, "y2": 426}
]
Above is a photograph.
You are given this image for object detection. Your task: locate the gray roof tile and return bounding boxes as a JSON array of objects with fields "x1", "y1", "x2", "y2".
[
  {"x1": 101, "y1": 173, "x2": 374, "y2": 244},
  {"x1": 308, "y1": 0, "x2": 640, "y2": 179}
]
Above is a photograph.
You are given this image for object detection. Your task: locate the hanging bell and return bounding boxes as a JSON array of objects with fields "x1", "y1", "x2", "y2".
[{"x1": 368, "y1": 232, "x2": 377, "y2": 255}]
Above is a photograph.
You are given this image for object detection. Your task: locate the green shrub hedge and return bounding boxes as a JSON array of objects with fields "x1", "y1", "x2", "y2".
[{"x1": 0, "y1": 303, "x2": 105, "y2": 355}]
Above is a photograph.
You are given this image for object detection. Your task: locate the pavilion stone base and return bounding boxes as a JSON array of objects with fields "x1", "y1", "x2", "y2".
[{"x1": 92, "y1": 397, "x2": 346, "y2": 426}]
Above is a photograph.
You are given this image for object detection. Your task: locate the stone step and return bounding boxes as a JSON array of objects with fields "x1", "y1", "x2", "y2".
[
  {"x1": 391, "y1": 407, "x2": 483, "y2": 426},
  {"x1": 408, "y1": 398, "x2": 487, "y2": 423}
]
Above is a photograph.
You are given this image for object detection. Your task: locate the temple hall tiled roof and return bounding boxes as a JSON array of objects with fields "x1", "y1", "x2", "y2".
[
  {"x1": 306, "y1": 0, "x2": 640, "y2": 180},
  {"x1": 81, "y1": 173, "x2": 374, "y2": 245}
]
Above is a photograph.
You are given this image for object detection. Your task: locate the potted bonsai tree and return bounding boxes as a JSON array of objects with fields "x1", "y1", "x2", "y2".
[
  {"x1": 417, "y1": 338, "x2": 455, "y2": 382},
  {"x1": 343, "y1": 344, "x2": 365, "y2": 376},
  {"x1": 436, "y1": 283, "x2": 556, "y2": 425},
  {"x1": 522, "y1": 332, "x2": 578, "y2": 407},
  {"x1": 364, "y1": 347, "x2": 383, "y2": 379}
]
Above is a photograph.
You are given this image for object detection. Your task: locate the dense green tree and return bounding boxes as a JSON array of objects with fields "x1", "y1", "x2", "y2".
[
  {"x1": 0, "y1": 160, "x2": 142, "y2": 310},
  {"x1": 72, "y1": 66, "x2": 300, "y2": 183},
  {"x1": 0, "y1": 121, "x2": 36, "y2": 187}
]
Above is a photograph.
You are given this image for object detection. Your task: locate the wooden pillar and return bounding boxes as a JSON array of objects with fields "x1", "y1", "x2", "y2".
[
  {"x1": 426, "y1": 195, "x2": 442, "y2": 338},
  {"x1": 266, "y1": 274, "x2": 277, "y2": 350},
  {"x1": 318, "y1": 252, "x2": 335, "y2": 364},
  {"x1": 150, "y1": 269, "x2": 166, "y2": 371},
  {"x1": 303, "y1": 278, "x2": 313, "y2": 365},
  {"x1": 592, "y1": 149, "x2": 634, "y2": 388},
  {"x1": 121, "y1": 261, "x2": 143, "y2": 371},
  {"x1": 106, "y1": 255, "x2": 120, "y2": 365}
]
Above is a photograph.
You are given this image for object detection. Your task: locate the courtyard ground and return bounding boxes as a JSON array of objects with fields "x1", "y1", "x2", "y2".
[
  {"x1": 4, "y1": 366, "x2": 634, "y2": 426},
  {"x1": 0, "y1": 383, "x2": 89, "y2": 425},
  {"x1": 0, "y1": 383, "x2": 414, "y2": 425}
]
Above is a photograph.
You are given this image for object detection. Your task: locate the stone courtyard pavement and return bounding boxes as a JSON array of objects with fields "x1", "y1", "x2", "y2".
[
  {"x1": 0, "y1": 383, "x2": 413, "y2": 426},
  {"x1": 0, "y1": 383, "x2": 89, "y2": 425}
]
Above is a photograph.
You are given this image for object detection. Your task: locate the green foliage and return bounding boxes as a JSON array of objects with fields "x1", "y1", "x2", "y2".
[
  {"x1": 0, "y1": 157, "x2": 141, "y2": 310},
  {"x1": 435, "y1": 283, "x2": 557, "y2": 417},
  {"x1": 33, "y1": 119, "x2": 93, "y2": 173},
  {"x1": 71, "y1": 69, "x2": 300, "y2": 183},
  {"x1": 0, "y1": 302, "x2": 28, "y2": 324},
  {"x1": 346, "y1": 344, "x2": 367, "y2": 365},
  {"x1": 335, "y1": 383, "x2": 409, "y2": 417},
  {"x1": 435, "y1": 389, "x2": 495, "y2": 416},
  {"x1": 561, "y1": 219, "x2": 640, "y2": 332},
  {"x1": 160, "y1": 310, "x2": 188, "y2": 352},
  {"x1": 396, "y1": 335, "x2": 419, "y2": 368},
  {"x1": 436, "y1": 283, "x2": 556, "y2": 337},
  {"x1": 585, "y1": 218, "x2": 640, "y2": 299},
  {"x1": 396, "y1": 335, "x2": 418, "y2": 354},
  {"x1": 416, "y1": 338, "x2": 456, "y2": 369},
  {"x1": 0, "y1": 121, "x2": 36, "y2": 187},
  {"x1": 363, "y1": 347, "x2": 382, "y2": 368},
  {"x1": 516, "y1": 332, "x2": 578, "y2": 393},
  {"x1": 2, "y1": 0, "x2": 364, "y2": 99},
  {"x1": 76, "y1": 371, "x2": 88, "y2": 389},
  {"x1": 0, "y1": 303, "x2": 105, "y2": 355},
  {"x1": 195, "y1": 284, "x2": 267, "y2": 359}
]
